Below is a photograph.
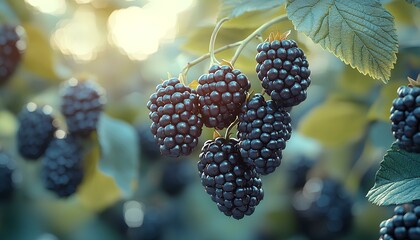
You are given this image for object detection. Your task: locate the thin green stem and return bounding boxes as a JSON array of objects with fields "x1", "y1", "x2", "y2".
[
  {"x1": 180, "y1": 41, "x2": 242, "y2": 83},
  {"x1": 224, "y1": 117, "x2": 239, "y2": 139},
  {"x1": 209, "y1": 17, "x2": 230, "y2": 66},
  {"x1": 230, "y1": 14, "x2": 289, "y2": 66}
]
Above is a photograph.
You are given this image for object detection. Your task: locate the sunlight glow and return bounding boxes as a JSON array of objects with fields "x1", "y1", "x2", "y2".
[
  {"x1": 51, "y1": 7, "x2": 105, "y2": 62},
  {"x1": 25, "y1": 0, "x2": 67, "y2": 15}
]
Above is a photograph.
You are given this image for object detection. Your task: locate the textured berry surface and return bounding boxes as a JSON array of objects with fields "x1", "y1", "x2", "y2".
[
  {"x1": 137, "y1": 123, "x2": 161, "y2": 161},
  {"x1": 256, "y1": 39, "x2": 311, "y2": 107},
  {"x1": 379, "y1": 204, "x2": 420, "y2": 240},
  {"x1": 61, "y1": 78, "x2": 105, "y2": 137},
  {"x1": 42, "y1": 135, "x2": 84, "y2": 198},
  {"x1": 198, "y1": 137, "x2": 264, "y2": 220},
  {"x1": 0, "y1": 150, "x2": 15, "y2": 200},
  {"x1": 17, "y1": 104, "x2": 56, "y2": 160},
  {"x1": 292, "y1": 178, "x2": 353, "y2": 240},
  {"x1": 390, "y1": 85, "x2": 420, "y2": 152},
  {"x1": 237, "y1": 94, "x2": 291, "y2": 175},
  {"x1": 160, "y1": 158, "x2": 193, "y2": 196},
  {"x1": 197, "y1": 65, "x2": 251, "y2": 129},
  {"x1": 147, "y1": 78, "x2": 202, "y2": 157},
  {"x1": 0, "y1": 24, "x2": 25, "y2": 85}
]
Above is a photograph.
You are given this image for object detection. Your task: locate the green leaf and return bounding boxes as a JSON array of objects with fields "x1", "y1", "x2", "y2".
[
  {"x1": 406, "y1": 0, "x2": 420, "y2": 7},
  {"x1": 219, "y1": 0, "x2": 285, "y2": 19},
  {"x1": 286, "y1": 0, "x2": 398, "y2": 82},
  {"x1": 97, "y1": 114, "x2": 139, "y2": 198},
  {"x1": 298, "y1": 96, "x2": 369, "y2": 146},
  {"x1": 367, "y1": 143, "x2": 420, "y2": 205}
]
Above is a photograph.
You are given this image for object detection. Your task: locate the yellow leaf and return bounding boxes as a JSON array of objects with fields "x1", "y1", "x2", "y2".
[
  {"x1": 21, "y1": 23, "x2": 59, "y2": 81},
  {"x1": 298, "y1": 96, "x2": 369, "y2": 146}
]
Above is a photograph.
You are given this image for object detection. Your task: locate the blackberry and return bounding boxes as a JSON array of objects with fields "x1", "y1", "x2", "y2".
[
  {"x1": 159, "y1": 158, "x2": 193, "y2": 197},
  {"x1": 137, "y1": 123, "x2": 161, "y2": 161},
  {"x1": 17, "y1": 103, "x2": 57, "y2": 160},
  {"x1": 237, "y1": 94, "x2": 292, "y2": 175},
  {"x1": 0, "y1": 24, "x2": 25, "y2": 85},
  {"x1": 0, "y1": 150, "x2": 15, "y2": 200},
  {"x1": 292, "y1": 178, "x2": 353, "y2": 240},
  {"x1": 197, "y1": 65, "x2": 251, "y2": 129},
  {"x1": 42, "y1": 133, "x2": 84, "y2": 198},
  {"x1": 287, "y1": 155, "x2": 315, "y2": 190},
  {"x1": 256, "y1": 39, "x2": 311, "y2": 107},
  {"x1": 60, "y1": 78, "x2": 105, "y2": 137},
  {"x1": 198, "y1": 137, "x2": 264, "y2": 220},
  {"x1": 147, "y1": 78, "x2": 202, "y2": 157},
  {"x1": 379, "y1": 204, "x2": 420, "y2": 240},
  {"x1": 390, "y1": 85, "x2": 420, "y2": 152}
]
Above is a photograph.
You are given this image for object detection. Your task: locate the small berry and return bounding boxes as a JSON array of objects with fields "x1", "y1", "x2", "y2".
[
  {"x1": 196, "y1": 65, "x2": 251, "y2": 129},
  {"x1": 42, "y1": 133, "x2": 84, "y2": 198},
  {"x1": 147, "y1": 78, "x2": 203, "y2": 157},
  {"x1": 256, "y1": 39, "x2": 311, "y2": 107},
  {"x1": 237, "y1": 94, "x2": 291, "y2": 175},
  {"x1": 60, "y1": 78, "x2": 105, "y2": 137},
  {"x1": 17, "y1": 103, "x2": 56, "y2": 160},
  {"x1": 137, "y1": 123, "x2": 161, "y2": 161},
  {"x1": 198, "y1": 137, "x2": 264, "y2": 220},
  {"x1": 379, "y1": 204, "x2": 420, "y2": 240},
  {"x1": 390, "y1": 85, "x2": 420, "y2": 152},
  {"x1": 0, "y1": 150, "x2": 15, "y2": 200},
  {"x1": 0, "y1": 24, "x2": 25, "y2": 85}
]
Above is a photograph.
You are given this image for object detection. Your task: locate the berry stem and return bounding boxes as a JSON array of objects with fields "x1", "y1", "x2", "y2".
[
  {"x1": 224, "y1": 117, "x2": 239, "y2": 139},
  {"x1": 209, "y1": 17, "x2": 230, "y2": 66},
  {"x1": 230, "y1": 14, "x2": 289, "y2": 66},
  {"x1": 180, "y1": 41, "x2": 242, "y2": 83}
]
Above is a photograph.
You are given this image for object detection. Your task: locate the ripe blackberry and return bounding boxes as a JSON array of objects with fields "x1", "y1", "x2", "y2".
[
  {"x1": 147, "y1": 78, "x2": 203, "y2": 157},
  {"x1": 237, "y1": 94, "x2": 292, "y2": 175},
  {"x1": 292, "y1": 178, "x2": 353, "y2": 240},
  {"x1": 42, "y1": 133, "x2": 83, "y2": 198},
  {"x1": 17, "y1": 103, "x2": 56, "y2": 160},
  {"x1": 137, "y1": 123, "x2": 161, "y2": 161},
  {"x1": 60, "y1": 78, "x2": 105, "y2": 137},
  {"x1": 198, "y1": 137, "x2": 264, "y2": 220},
  {"x1": 0, "y1": 24, "x2": 25, "y2": 85},
  {"x1": 379, "y1": 204, "x2": 420, "y2": 240},
  {"x1": 256, "y1": 39, "x2": 311, "y2": 107},
  {"x1": 196, "y1": 65, "x2": 251, "y2": 129},
  {"x1": 390, "y1": 85, "x2": 420, "y2": 152},
  {"x1": 0, "y1": 150, "x2": 15, "y2": 200},
  {"x1": 159, "y1": 158, "x2": 193, "y2": 197}
]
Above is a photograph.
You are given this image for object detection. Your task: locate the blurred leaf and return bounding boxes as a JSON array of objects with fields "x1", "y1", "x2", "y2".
[
  {"x1": 223, "y1": 7, "x2": 286, "y2": 29},
  {"x1": 97, "y1": 114, "x2": 139, "y2": 198},
  {"x1": 406, "y1": 0, "x2": 420, "y2": 7},
  {"x1": 0, "y1": 1, "x2": 19, "y2": 24},
  {"x1": 386, "y1": 0, "x2": 417, "y2": 24},
  {"x1": 367, "y1": 80, "x2": 402, "y2": 122},
  {"x1": 337, "y1": 65, "x2": 379, "y2": 98},
  {"x1": 77, "y1": 142, "x2": 123, "y2": 212},
  {"x1": 5, "y1": 0, "x2": 32, "y2": 22},
  {"x1": 219, "y1": 0, "x2": 285, "y2": 19},
  {"x1": 21, "y1": 23, "x2": 59, "y2": 81},
  {"x1": 0, "y1": 110, "x2": 17, "y2": 136},
  {"x1": 367, "y1": 142, "x2": 420, "y2": 205},
  {"x1": 298, "y1": 96, "x2": 369, "y2": 146},
  {"x1": 286, "y1": 0, "x2": 398, "y2": 82}
]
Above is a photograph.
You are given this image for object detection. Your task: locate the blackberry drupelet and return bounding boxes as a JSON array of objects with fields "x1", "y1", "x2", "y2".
[
  {"x1": 159, "y1": 158, "x2": 193, "y2": 197},
  {"x1": 0, "y1": 150, "x2": 15, "y2": 200},
  {"x1": 256, "y1": 39, "x2": 311, "y2": 107},
  {"x1": 379, "y1": 204, "x2": 420, "y2": 240},
  {"x1": 196, "y1": 64, "x2": 251, "y2": 129},
  {"x1": 147, "y1": 78, "x2": 203, "y2": 157},
  {"x1": 60, "y1": 78, "x2": 105, "y2": 137},
  {"x1": 42, "y1": 134, "x2": 84, "y2": 198},
  {"x1": 137, "y1": 123, "x2": 161, "y2": 161},
  {"x1": 390, "y1": 84, "x2": 420, "y2": 152},
  {"x1": 17, "y1": 103, "x2": 56, "y2": 160},
  {"x1": 198, "y1": 137, "x2": 264, "y2": 220},
  {"x1": 237, "y1": 94, "x2": 292, "y2": 175},
  {"x1": 0, "y1": 24, "x2": 25, "y2": 85},
  {"x1": 292, "y1": 178, "x2": 353, "y2": 240}
]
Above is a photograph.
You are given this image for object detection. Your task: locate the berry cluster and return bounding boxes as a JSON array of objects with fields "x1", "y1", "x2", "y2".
[
  {"x1": 379, "y1": 204, "x2": 420, "y2": 240},
  {"x1": 0, "y1": 150, "x2": 15, "y2": 200},
  {"x1": 390, "y1": 83, "x2": 420, "y2": 152},
  {"x1": 0, "y1": 24, "x2": 26, "y2": 85},
  {"x1": 146, "y1": 33, "x2": 311, "y2": 219}
]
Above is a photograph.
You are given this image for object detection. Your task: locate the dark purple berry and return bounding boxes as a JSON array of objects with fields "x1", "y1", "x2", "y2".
[{"x1": 0, "y1": 24, "x2": 25, "y2": 85}]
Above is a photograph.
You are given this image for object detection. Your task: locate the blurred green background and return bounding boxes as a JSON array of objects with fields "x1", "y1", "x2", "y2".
[{"x1": 0, "y1": 0, "x2": 419, "y2": 239}]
